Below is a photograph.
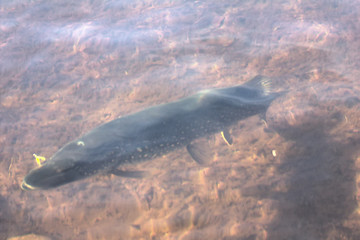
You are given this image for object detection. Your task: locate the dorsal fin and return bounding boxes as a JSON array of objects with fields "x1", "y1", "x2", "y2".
[{"x1": 243, "y1": 75, "x2": 272, "y2": 96}]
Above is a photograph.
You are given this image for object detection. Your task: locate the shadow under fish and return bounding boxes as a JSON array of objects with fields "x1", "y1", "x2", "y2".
[
  {"x1": 21, "y1": 75, "x2": 282, "y2": 190},
  {"x1": 242, "y1": 104, "x2": 359, "y2": 239}
]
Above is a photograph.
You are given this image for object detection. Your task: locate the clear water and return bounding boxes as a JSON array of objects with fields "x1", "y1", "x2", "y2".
[{"x1": 1, "y1": 0, "x2": 360, "y2": 239}]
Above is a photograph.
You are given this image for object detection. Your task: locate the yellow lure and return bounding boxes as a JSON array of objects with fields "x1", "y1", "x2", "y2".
[{"x1": 33, "y1": 154, "x2": 46, "y2": 166}]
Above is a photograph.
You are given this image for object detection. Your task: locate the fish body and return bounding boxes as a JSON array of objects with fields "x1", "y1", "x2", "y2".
[{"x1": 22, "y1": 76, "x2": 280, "y2": 190}]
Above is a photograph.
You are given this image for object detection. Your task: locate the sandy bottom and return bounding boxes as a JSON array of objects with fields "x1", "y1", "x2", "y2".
[{"x1": 1, "y1": 0, "x2": 360, "y2": 239}]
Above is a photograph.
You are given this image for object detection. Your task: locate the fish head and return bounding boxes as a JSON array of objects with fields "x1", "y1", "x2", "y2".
[
  {"x1": 21, "y1": 159, "x2": 81, "y2": 190},
  {"x1": 21, "y1": 139, "x2": 106, "y2": 190}
]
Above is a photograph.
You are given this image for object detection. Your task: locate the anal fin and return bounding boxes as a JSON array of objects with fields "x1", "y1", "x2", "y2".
[{"x1": 220, "y1": 129, "x2": 233, "y2": 146}]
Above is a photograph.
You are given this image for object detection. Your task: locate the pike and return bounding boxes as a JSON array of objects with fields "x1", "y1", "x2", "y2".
[{"x1": 21, "y1": 76, "x2": 281, "y2": 190}]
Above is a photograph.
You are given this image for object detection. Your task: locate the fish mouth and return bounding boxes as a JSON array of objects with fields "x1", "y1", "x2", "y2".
[
  {"x1": 21, "y1": 161, "x2": 85, "y2": 190},
  {"x1": 21, "y1": 180, "x2": 38, "y2": 191}
]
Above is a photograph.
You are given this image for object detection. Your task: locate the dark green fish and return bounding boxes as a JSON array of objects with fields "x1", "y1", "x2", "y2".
[{"x1": 21, "y1": 76, "x2": 280, "y2": 190}]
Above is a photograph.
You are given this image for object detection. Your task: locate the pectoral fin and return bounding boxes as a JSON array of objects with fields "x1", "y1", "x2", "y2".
[
  {"x1": 186, "y1": 139, "x2": 214, "y2": 164},
  {"x1": 110, "y1": 169, "x2": 148, "y2": 178}
]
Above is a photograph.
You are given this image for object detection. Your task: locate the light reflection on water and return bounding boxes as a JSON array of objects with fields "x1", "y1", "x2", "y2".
[{"x1": 2, "y1": 0, "x2": 360, "y2": 239}]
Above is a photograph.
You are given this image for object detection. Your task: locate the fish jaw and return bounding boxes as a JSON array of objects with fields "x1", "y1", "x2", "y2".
[{"x1": 21, "y1": 161, "x2": 84, "y2": 190}]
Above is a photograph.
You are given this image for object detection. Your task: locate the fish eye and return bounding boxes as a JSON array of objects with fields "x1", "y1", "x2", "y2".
[{"x1": 62, "y1": 141, "x2": 85, "y2": 151}]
